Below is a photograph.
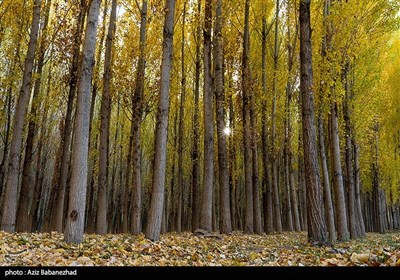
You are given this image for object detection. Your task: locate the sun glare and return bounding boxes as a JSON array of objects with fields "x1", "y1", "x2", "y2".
[{"x1": 223, "y1": 127, "x2": 231, "y2": 136}]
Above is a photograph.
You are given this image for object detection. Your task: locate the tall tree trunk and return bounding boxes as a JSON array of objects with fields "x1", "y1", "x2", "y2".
[
  {"x1": 271, "y1": 0, "x2": 282, "y2": 233},
  {"x1": 228, "y1": 94, "x2": 238, "y2": 230},
  {"x1": 299, "y1": 0, "x2": 327, "y2": 243},
  {"x1": 214, "y1": 0, "x2": 232, "y2": 234},
  {"x1": 176, "y1": 2, "x2": 187, "y2": 233},
  {"x1": 131, "y1": 0, "x2": 148, "y2": 235},
  {"x1": 145, "y1": 0, "x2": 176, "y2": 241},
  {"x1": 96, "y1": 0, "x2": 117, "y2": 235},
  {"x1": 16, "y1": 0, "x2": 51, "y2": 232},
  {"x1": 86, "y1": 0, "x2": 108, "y2": 233},
  {"x1": 64, "y1": 0, "x2": 101, "y2": 244},
  {"x1": 122, "y1": 117, "x2": 134, "y2": 232},
  {"x1": 52, "y1": 0, "x2": 87, "y2": 232},
  {"x1": 343, "y1": 66, "x2": 357, "y2": 239},
  {"x1": 250, "y1": 82, "x2": 262, "y2": 234},
  {"x1": 1, "y1": 0, "x2": 42, "y2": 232},
  {"x1": 318, "y1": 0, "x2": 336, "y2": 241},
  {"x1": 330, "y1": 102, "x2": 349, "y2": 241},
  {"x1": 0, "y1": 39, "x2": 21, "y2": 212},
  {"x1": 30, "y1": 51, "x2": 53, "y2": 231},
  {"x1": 89, "y1": 0, "x2": 109, "y2": 138},
  {"x1": 168, "y1": 99, "x2": 178, "y2": 232},
  {"x1": 200, "y1": 0, "x2": 213, "y2": 233},
  {"x1": 261, "y1": 17, "x2": 273, "y2": 234},
  {"x1": 283, "y1": 2, "x2": 297, "y2": 232},
  {"x1": 191, "y1": 0, "x2": 201, "y2": 232},
  {"x1": 241, "y1": 0, "x2": 254, "y2": 234}
]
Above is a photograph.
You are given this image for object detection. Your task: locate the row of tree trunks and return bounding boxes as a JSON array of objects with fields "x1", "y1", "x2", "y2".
[{"x1": 1, "y1": 0, "x2": 42, "y2": 232}]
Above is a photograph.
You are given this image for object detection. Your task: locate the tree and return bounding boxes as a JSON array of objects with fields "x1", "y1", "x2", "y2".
[
  {"x1": 176, "y1": 1, "x2": 186, "y2": 233},
  {"x1": 64, "y1": 0, "x2": 102, "y2": 244},
  {"x1": 17, "y1": 0, "x2": 51, "y2": 233},
  {"x1": 1, "y1": 0, "x2": 42, "y2": 232},
  {"x1": 97, "y1": 0, "x2": 117, "y2": 235},
  {"x1": 145, "y1": 0, "x2": 176, "y2": 241},
  {"x1": 214, "y1": 0, "x2": 232, "y2": 234},
  {"x1": 261, "y1": 17, "x2": 273, "y2": 234},
  {"x1": 242, "y1": 0, "x2": 254, "y2": 234},
  {"x1": 271, "y1": 0, "x2": 282, "y2": 233},
  {"x1": 52, "y1": 0, "x2": 87, "y2": 232},
  {"x1": 191, "y1": 0, "x2": 201, "y2": 231},
  {"x1": 299, "y1": 0, "x2": 327, "y2": 243},
  {"x1": 130, "y1": 0, "x2": 148, "y2": 235},
  {"x1": 318, "y1": 0, "x2": 336, "y2": 242},
  {"x1": 200, "y1": 0, "x2": 213, "y2": 233}
]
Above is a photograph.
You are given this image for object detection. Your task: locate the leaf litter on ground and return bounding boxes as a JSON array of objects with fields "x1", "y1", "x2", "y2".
[{"x1": 0, "y1": 231, "x2": 399, "y2": 266}]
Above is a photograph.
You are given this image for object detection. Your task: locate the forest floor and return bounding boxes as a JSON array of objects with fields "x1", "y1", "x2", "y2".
[{"x1": 0, "y1": 231, "x2": 399, "y2": 266}]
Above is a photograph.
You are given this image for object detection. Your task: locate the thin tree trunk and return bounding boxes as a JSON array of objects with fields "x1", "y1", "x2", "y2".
[
  {"x1": 0, "y1": 44, "x2": 19, "y2": 206},
  {"x1": 64, "y1": 0, "x2": 101, "y2": 244},
  {"x1": 318, "y1": 0, "x2": 336, "y2": 241},
  {"x1": 261, "y1": 17, "x2": 273, "y2": 234},
  {"x1": 271, "y1": 0, "x2": 282, "y2": 233},
  {"x1": 131, "y1": 0, "x2": 148, "y2": 235},
  {"x1": 289, "y1": 164, "x2": 301, "y2": 231},
  {"x1": 191, "y1": 0, "x2": 201, "y2": 232},
  {"x1": 214, "y1": 0, "x2": 232, "y2": 234},
  {"x1": 200, "y1": 0, "x2": 213, "y2": 233},
  {"x1": 299, "y1": 0, "x2": 327, "y2": 243},
  {"x1": 1, "y1": 0, "x2": 42, "y2": 232},
  {"x1": 353, "y1": 142, "x2": 365, "y2": 236},
  {"x1": 145, "y1": 0, "x2": 176, "y2": 241},
  {"x1": 298, "y1": 123, "x2": 307, "y2": 231},
  {"x1": 30, "y1": 45, "x2": 53, "y2": 232},
  {"x1": 241, "y1": 0, "x2": 254, "y2": 234},
  {"x1": 96, "y1": 0, "x2": 117, "y2": 235},
  {"x1": 343, "y1": 66, "x2": 357, "y2": 239},
  {"x1": 250, "y1": 83, "x2": 262, "y2": 234},
  {"x1": 228, "y1": 94, "x2": 238, "y2": 230},
  {"x1": 169, "y1": 99, "x2": 178, "y2": 232},
  {"x1": 176, "y1": 2, "x2": 187, "y2": 233}
]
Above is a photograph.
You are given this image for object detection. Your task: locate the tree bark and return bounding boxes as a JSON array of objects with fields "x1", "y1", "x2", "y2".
[
  {"x1": 318, "y1": 117, "x2": 336, "y2": 241},
  {"x1": 330, "y1": 102, "x2": 349, "y2": 241},
  {"x1": 271, "y1": 0, "x2": 282, "y2": 233},
  {"x1": 250, "y1": 92, "x2": 262, "y2": 234},
  {"x1": 353, "y1": 142, "x2": 366, "y2": 236},
  {"x1": 343, "y1": 66, "x2": 357, "y2": 239},
  {"x1": 145, "y1": 0, "x2": 176, "y2": 241},
  {"x1": 176, "y1": 1, "x2": 187, "y2": 233},
  {"x1": 241, "y1": 0, "x2": 254, "y2": 234},
  {"x1": 191, "y1": 0, "x2": 201, "y2": 232},
  {"x1": 261, "y1": 17, "x2": 273, "y2": 234},
  {"x1": 299, "y1": 0, "x2": 327, "y2": 243},
  {"x1": 64, "y1": 0, "x2": 101, "y2": 244},
  {"x1": 130, "y1": 0, "x2": 148, "y2": 235},
  {"x1": 96, "y1": 0, "x2": 117, "y2": 235},
  {"x1": 200, "y1": 0, "x2": 213, "y2": 233},
  {"x1": 214, "y1": 0, "x2": 232, "y2": 234}
]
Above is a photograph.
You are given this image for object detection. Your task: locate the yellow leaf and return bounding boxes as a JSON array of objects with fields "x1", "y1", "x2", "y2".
[{"x1": 350, "y1": 253, "x2": 369, "y2": 263}]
